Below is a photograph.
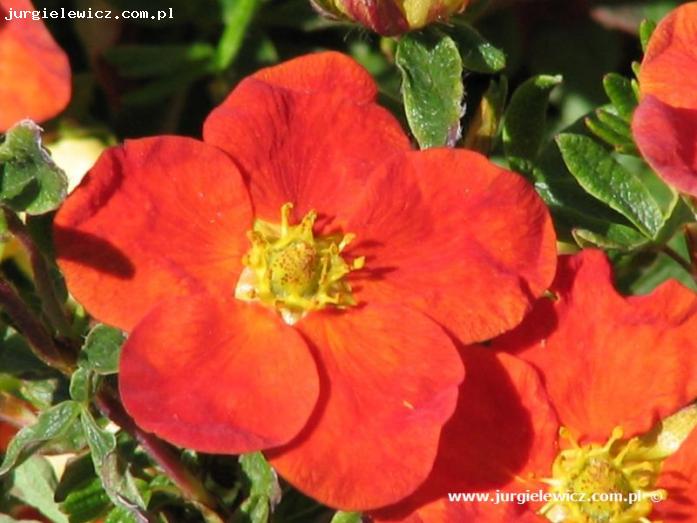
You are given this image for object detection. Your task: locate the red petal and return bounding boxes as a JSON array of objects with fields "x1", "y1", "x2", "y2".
[
  {"x1": 347, "y1": 148, "x2": 557, "y2": 344},
  {"x1": 371, "y1": 348, "x2": 558, "y2": 522},
  {"x1": 54, "y1": 136, "x2": 252, "y2": 331},
  {"x1": 244, "y1": 51, "x2": 379, "y2": 101},
  {"x1": 203, "y1": 53, "x2": 411, "y2": 225},
  {"x1": 632, "y1": 95, "x2": 697, "y2": 197},
  {"x1": 120, "y1": 294, "x2": 319, "y2": 453},
  {"x1": 639, "y1": 2, "x2": 697, "y2": 110},
  {"x1": 494, "y1": 249, "x2": 697, "y2": 441},
  {"x1": 267, "y1": 304, "x2": 464, "y2": 510},
  {"x1": 655, "y1": 428, "x2": 697, "y2": 521},
  {"x1": 0, "y1": 0, "x2": 70, "y2": 130}
]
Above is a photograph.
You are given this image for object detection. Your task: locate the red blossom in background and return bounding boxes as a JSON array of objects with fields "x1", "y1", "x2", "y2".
[
  {"x1": 373, "y1": 250, "x2": 697, "y2": 522},
  {"x1": 53, "y1": 52, "x2": 556, "y2": 511},
  {"x1": 0, "y1": 0, "x2": 71, "y2": 131},
  {"x1": 633, "y1": 2, "x2": 697, "y2": 196}
]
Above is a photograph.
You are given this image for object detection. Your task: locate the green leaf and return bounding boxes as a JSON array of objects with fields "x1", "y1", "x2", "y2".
[
  {"x1": 62, "y1": 477, "x2": 112, "y2": 523},
  {"x1": 81, "y1": 409, "x2": 116, "y2": 465},
  {"x1": 216, "y1": 0, "x2": 260, "y2": 70},
  {"x1": 448, "y1": 21, "x2": 506, "y2": 73},
  {"x1": 56, "y1": 453, "x2": 99, "y2": 502},
  {"x1": 58, "y1": 455, "x2": 111, "y2": 523},
  {"x1": 81, "y1": 409, "x2": 148, "y2": 520},
  {"x1": 234, "y1": 453, "x2": 281, "y2": 523},
  {"x1": 0, "y1": 401, "x2": 82, "y2": 475},
  {"x1": 396, "y1": 30, "x2": 464, "y2": 149},
  {"x1": 105, "y1": 507, "x2": 139, "y2": 523},
  {"x1": 502, "y1": 74, "x2": 562, "y2": 173},
  {"x1": 80, "y1": 325, "x2": 125, "y2": 375},
  {"x1": 530, "y1": 120, "x2": 649, "y2": 249},
  {"x1": 572, "y1": 227, "x2": 649, "y2": 251},
  {"x1": 585, "y1": 107, "x2": 636, "y2": 154},
  {"x1": 640, "y1": 19, "x2": 657, "y2": 53},
  {"x1": 602, "y1": 73, "x2": 638, "y2": 121},
  {"x1": 70, "y1": 367, "x2": 96, "y2": 403},
  {"x1": 331, "y1": 512, "x2": 362, "y2": 523},
  {"x1": 556, "y1": 134, "x2": 665, "y2": 237},
  {"x1": 10, "y1": 455, "x2": 68, "y2": 523},
  {"x1": 0, "y1": 121, "x2": 68, "y2": 215},
  {"x1": 104, "y1": 44, "x2": 216, "y2": 79}
]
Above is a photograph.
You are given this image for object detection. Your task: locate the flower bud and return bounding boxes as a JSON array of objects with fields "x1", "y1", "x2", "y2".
[{"x1": 312, "y1": 0, "x2": 469, "y2": 36}]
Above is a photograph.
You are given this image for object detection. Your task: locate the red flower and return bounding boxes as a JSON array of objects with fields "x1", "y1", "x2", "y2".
[
  {"x1": 54, "y1": 52, "x2": 556, "y2": 510},
  {"x1": 373, "y1": 250, "x2": 697, "y2": 521},
  {"x1": 632, "y1": 2, "x2": 697, "y2": 196},
  {"x1": 0, "y1": 0, "x2": 71, "y2": 131}
]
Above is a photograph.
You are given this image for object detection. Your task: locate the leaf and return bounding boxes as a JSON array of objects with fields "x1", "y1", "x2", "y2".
[
  {"x1": 105, "y1": 507, "x2": 139, "y2": 523},
  {"x1": 81, "y1": 409, "x2": 149, "y2": 522},
  {"x1": 58, "y1": 456, "x2": 112, "y2": 523},
  {"x1": 529, "y1": 121, "x2": 649, "y2": 249},
  {"x1": 0, "y1": 326, "x2": 50, "y2": 377},
  {"x1": 70, "y1": 367, "x2": 96, "y2": 403},
  {"x1": 0, "y1": 121, "x2": 68, "y2": 215},
  {"x1": 81, "y1": 408, "x2": 116, "y2": 465},
  {"x1": 602, "y1": 73, "x2": 638, "y2": 121},
  {"x1": 572, "y1": 227, "x2": 649, "y2": 251},
  {"x1": 62, "y1": 477, "x2": 112, "y2": 523},
  {"x1": 233, "y1": 453, "x2": 281, "y2": 523},
  {"x1": 640, "y1": 19, "x2": 657, "y2": 53},
  {"x1": 585, "y1": 107, "x2": 636, "y2": 154},
  {"x1": 216, "y1": 0, "x2": 260, "y2": 70},
  {"x1": 0, "y1": 401, "x2": 82, "y2": 475},
  {"x1": 556, "y1": 134, "x2": 666, "y2": 237},
  {"x1": 447, "y1": 21, "x2": 506, "y2": 73},
  {"x1": 502, "y1": 74, "x2": 562, "y2": 174},
  {"x1": 396, "y1": 30, "x2": 464, "y2": 149},
  {"x1": 331, "y1": 512, "x2": 362, "y2": 523},
  {"x1": 10, "y1": 455, "x2": 68, "y2": 523},
  {"x1": 80, "y1": 325, "x2": 125, "y2": 375}
]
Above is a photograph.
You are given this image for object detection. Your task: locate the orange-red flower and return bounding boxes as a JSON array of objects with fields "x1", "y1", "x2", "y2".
[
  {"x1": 633, "y1": 2, "x2": 697, "y2": 196},
  {"x1": 0, "y1": 0, "x2": 71, "y2": 131},
  {"x1": 53, "y1": 52, "x2": 556, "y2": 510},
  {"x1": 373, "y1": 250, "x2": 697, "y2": 522}
]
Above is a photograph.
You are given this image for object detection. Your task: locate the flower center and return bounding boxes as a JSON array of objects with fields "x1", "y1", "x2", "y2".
[
  {"x1": 235, "y1": 203, "x2": 364, "y2": 325},
  {"x1": 540, "y1": 427, "x2": 666, "y2": 523}
]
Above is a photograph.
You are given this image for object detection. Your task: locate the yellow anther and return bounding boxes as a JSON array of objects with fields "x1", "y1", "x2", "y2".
[
  {"x1": 235, "y1": 203, "x2": 364, "y2": 325},
  {"x1": 540, "y1": 423, "x2": 677, "y2": 523}
]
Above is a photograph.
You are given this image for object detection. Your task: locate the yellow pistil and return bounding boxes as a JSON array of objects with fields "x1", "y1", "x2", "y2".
[
  {"x1": 540, "y1": 404, "x2": 697, "y2": 523},
  {"x1": 540, "y1": 427, "x2": 666, "y2": 523},
  {"x1": 235, "y1": 203, "x2": 364, "y2": 325}
]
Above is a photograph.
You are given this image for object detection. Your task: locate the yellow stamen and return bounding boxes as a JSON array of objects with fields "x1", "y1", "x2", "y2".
[
  {"x1": 539, "y1": 403, "x2": 697, "y2": 523},
  {"x1": 235, "y1": 203, "x2": 364, "y2": 325}
]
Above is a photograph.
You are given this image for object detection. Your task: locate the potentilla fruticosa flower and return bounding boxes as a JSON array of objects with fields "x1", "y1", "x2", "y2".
[
  {"x1": 372, "y1": 250, "x2": 697, "y2": 522},
  {"x1": 54, "y1": 52, "x2": 557, "y2": 511},
  {"x1": 633, "y1": 2, "x2": 697, "y2": 196},
  {"x1": 0, "y1": 0, "x2": 71, "y2": 131},
  {"x1": 311, "y1": 0, "x2": 469, "y2": 36}
]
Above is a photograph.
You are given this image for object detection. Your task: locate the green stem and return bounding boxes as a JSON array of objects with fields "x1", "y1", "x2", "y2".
[
  {"x1": 2, "y1": 208, "x2": 75, "y2": 340},
  {"x1": 659, "y1": 244, "x2": 695, "y2": 280},
  {"x1": 0, "y1": 278, "x2": 73, "y2": 374},
  {"x1": 683, "y1": 223, "x2": 697, "y2": 281}
]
